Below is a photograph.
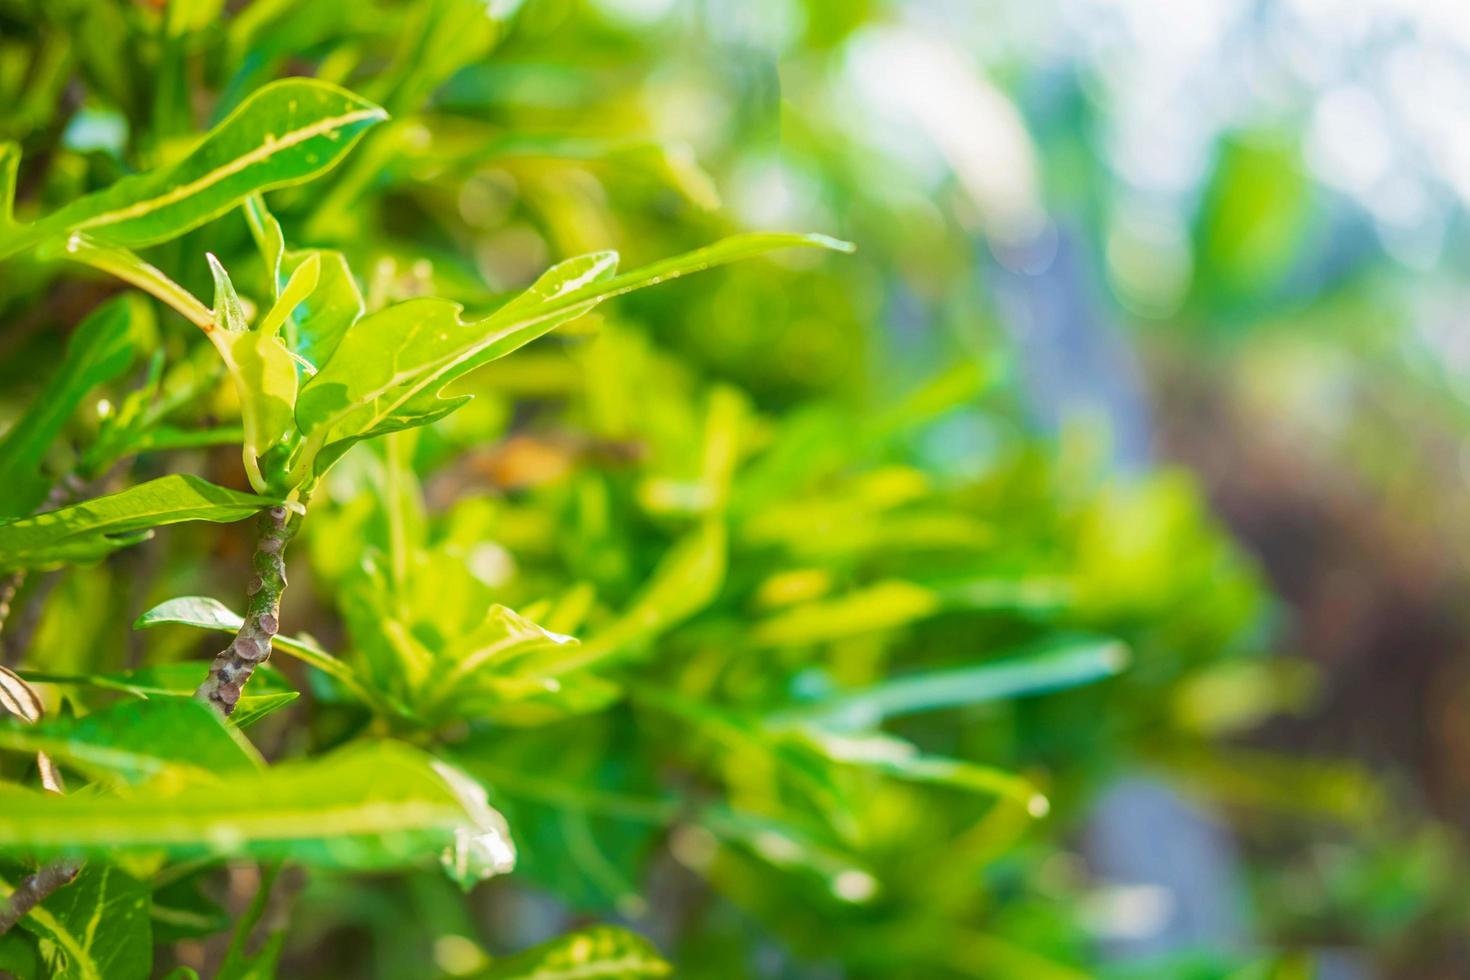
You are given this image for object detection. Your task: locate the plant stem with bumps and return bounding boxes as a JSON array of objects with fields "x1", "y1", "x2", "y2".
[
  {"x1": 0, "y1": 860, "x2": 80, "y2": 936},
  {"x1": 195, "y1": 500, "x2": 304, "y2": 715}
]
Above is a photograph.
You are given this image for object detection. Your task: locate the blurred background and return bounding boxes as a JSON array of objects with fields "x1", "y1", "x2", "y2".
[
  {"x1": 5, "y1": 0, "x2": 1470, "y2": 977},
  {"x1": 509, "y1": 1, "x2": 1470, "y2": 971},
  {"x1": 462, "y1": 0, "x2": 1470, "y2": 974}
]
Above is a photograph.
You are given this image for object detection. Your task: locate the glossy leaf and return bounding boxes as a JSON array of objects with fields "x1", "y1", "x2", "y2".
[
  {"x1": 0, "y1": 698, "x2": 261, "y2": 784},
  {"x1": 0, "y1": 297, "x2": 138, "y2": 519},
  {"x1": 0, "y1": 743, "x2": 515, "y2": 877},
  {"x1": 294, "y1": 250, "x2": 618, "y2": 471},
  {"x1": 204, "y1": 253, "x2": 308, "y2": 490},
  {"x1": 477, "y1": 925, "x2": 671, "y2": 979},
  {"x1": 2, "y1": 79, "x2": 386, "y2": 257},
  {"x1": 0, "y1": 475, "x2": 276, "y2": 573},
  {"x1": 245, "y1": 194, "x2": 363, "y2": 369},
  {"x1": 2, "y1": 863, "x2": 151, "y2": 980},
  {"x1": 294, "y1": 234, "x2": 852, "y2": 476},
  {"x1": 133, "y1": 595, "x2": 384, "y2": 713},
  {"x1": 23, "y1": 663, "x2": 298, "y2": 730},
  {"x1": 56, "y1": 236, "x2": 212, "y2": 329}
]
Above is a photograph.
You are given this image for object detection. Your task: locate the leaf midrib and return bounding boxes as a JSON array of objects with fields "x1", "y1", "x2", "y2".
[{"x1": 71, "y1": 108, "x2": 385, "y2": 234}]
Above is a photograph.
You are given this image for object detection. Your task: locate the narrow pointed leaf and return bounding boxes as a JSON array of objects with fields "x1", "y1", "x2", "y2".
[
  {"x1": 296, "y1": 234, "x2": 851, "y2": 470},
  {"x1": 207, "y1": 255, "x2": 299, "y2": 486},
  {"x1": 777, "y1": 637, "x2": 1130, "y2": 731},
  {"x1": 21, "y1": 663, "x2": 298, "y2": 730},
  {"x1": 5, "y1": 79, "x2": 386, "y2": 256},
  {"x1": 295, "y1": 250, "x2": 619, "y2": 459},
  {"x1": 0, "y1": 699, "x2": 261, "y2": 785},
  {"x1": 244, "y1": 194, "x2": 363, "y2": 368},
  {"x1": 0, "y1": 475, "x2": 276, "y2": 573},
  {"x1": 133, "y1": 596, "x2": 383, "y2": 711},
  {"x1": 0, "y1": 743, "x2": 515, "y2": 877},
  {"x1": 257, "y1": 251, "x2": 319, "y2": 338}
]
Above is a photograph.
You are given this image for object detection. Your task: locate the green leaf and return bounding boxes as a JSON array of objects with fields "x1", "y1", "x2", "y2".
[
  {"x1": 164, "y1": 0, "x2": 225, "y2": 36},
  {"x1": 0, "y1": 698, "x2": 261, "y2": 785},
  {"x1": 0, "y1": 475, "x2": 276, "y2": 573},
  {"x1": 0, "y1": 743, "x2": 516, "y2": 878},
  {"x1": 777, "y1": 637, "x2": 1130, "y2": 731},
  {"x1": 789, "y1": 728, "x2": 1047, "y2": 815},
  {"x1": 216, "y1": 931, "x2": 284, "y2": 980},
  {"x1": 215, "y1": 864, "x2": 283, "y2": 980},
  {"x1": 426, "y1": 605, "x2": 578, "y2": 704},
  {"x1": 133, "y1": 595, "x2": 384, "y2": 714},
  {"x1": 294, "y1": 233, "x2": 852, "y2": 476},
  {"x1": 0, "y1": 141, "x2": 19, "y2": 229},
  {"x1": 375, "y1": 0, "x2": 505, "y2": 115},
  {"x1": 294, "y1": 250, "x2": 617, "y2": 469},
  {"x1": 417, "y1": 605, "x2": 623, "y2": 727},
  {"x1": 0, "y1": 297, "x2": 139, "y2": 519},
  {"x1": 133, "y1": 595, "x2": 244, "y2": 633},
  {"x1": 476, "y1": 925, "x2": 671, "y2": 979},
  {"x1": 1, "y1": 863, "x2": 152, "y2": 980},
  {"x1": 149, "y1": 868, "x2": 230, "y2": 941},
  {"x1": 204, "y1": 253, "x2": 306, "y2": 489},
  {"x1": 0, "y1": 928, "x2": 42, "y2": 979},
  {"x1": 560, "y1": 520, "x2": 727, "y2": 674},
  {"x1": 57, "y1": 236, "x2": 212, "y2": 328},
  {"x1": 245, "y1": 193, "x2": 364, "y2": 369},
  {"x1": 751, "y1": 580, "x2": 941, "y2": 647},
  {"x1": 22, "y1": 663, "x2": 298, "y2": 730},
  {"x1": 4, "y1": 79, "x2": 386, "y2": 257},
  {"x1": 282, "y1": 249, "x2": 361, "y2": 369}
]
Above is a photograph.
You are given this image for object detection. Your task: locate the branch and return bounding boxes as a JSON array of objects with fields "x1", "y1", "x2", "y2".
[
  {"x1": 0, "y1": 666, "x2": 78, "y2": 937},
  {"x1": 0, "y1": 860, "x2": 80, "y2": 936},
  {"x1": 195, "y1": 501, "x2": 305, "y2": 715}
]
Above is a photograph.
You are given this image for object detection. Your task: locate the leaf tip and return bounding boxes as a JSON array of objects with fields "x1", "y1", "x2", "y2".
[
  {"x1": 808, "y1": 233, "x2": 856, "y2": 254},
  {"x1": 1101, "y1": 640, "x2": 1130, "y2": 674}
]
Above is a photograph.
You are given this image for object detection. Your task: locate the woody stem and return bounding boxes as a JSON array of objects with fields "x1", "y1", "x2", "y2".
[{"x1": 195, "y1": 500, "x2": 305, "y2": 716}]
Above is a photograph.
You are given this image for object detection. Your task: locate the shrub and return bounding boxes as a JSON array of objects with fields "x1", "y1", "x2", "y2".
[{"x1": 0, "y1": 4, "x2": 1284, "y2": 978}]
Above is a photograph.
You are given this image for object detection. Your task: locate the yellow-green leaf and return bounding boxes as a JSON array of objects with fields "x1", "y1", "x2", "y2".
[
  {"x1": 476, "y1": 925, "x2": 671, "y2": 980},
  {"x1": 0, "y1": 475, "x2": 277, "y2": 573},
  {"x1": 2, "y1": 80, "x2": 385, "y2": 258}
]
